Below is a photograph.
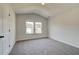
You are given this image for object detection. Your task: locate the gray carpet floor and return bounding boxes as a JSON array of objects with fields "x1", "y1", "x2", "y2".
[{"x1": 10, "y1": 38, "x2": 79, "y2": 55}]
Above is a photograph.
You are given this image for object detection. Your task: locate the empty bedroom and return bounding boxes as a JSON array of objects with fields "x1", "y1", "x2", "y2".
[{"x1": 0, "y1": 3, "x2": 79, "y2": 55}]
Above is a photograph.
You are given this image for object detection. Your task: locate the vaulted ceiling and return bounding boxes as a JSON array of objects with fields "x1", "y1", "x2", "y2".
[{"x1": 10, "y1": 3, "x2": 79, "y2": 18}]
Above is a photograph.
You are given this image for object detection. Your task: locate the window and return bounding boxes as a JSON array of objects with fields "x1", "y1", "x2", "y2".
[
  {"x1": 26, "y1": 21, "x2": 42, "y2": 34},
  {"x1": 35, "y1": 22, "x2": 42, "y2": 34},
  {"x1": 26, "y1": 22, "x2": 34, "y2": 34}
]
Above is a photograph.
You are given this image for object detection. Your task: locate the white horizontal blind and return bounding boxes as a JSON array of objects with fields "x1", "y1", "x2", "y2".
[
  {"x1": 26, "y1": 22, "x2": 34, "y2": 34},
  {"x1": 35, "y1": 22, "x2": 42, "y2": 34}
]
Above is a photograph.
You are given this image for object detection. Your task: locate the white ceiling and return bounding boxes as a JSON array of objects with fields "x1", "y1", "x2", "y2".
[
  {"x1": 11, "y1": 3, "x2": 51, "y2": 18},
  {"x1": 10, "y1": 3, "x2": 79, "y2": 18}
]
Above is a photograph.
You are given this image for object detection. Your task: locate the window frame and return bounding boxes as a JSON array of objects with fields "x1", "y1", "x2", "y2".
[
  {"x1": 25, "y1": 21, "x2": 34, "y2": 34},
  {"x1": 35, "y1": 22, "x2": 42, "y2": 34},
  {"x1": 25, "y1": 21, "x2": 42, "y2": 34}
]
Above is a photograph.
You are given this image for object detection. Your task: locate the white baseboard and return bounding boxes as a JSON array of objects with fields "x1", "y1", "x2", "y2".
[
  {"x1": 16, "y1": 37, "x2": 48, "y2": 42},
  {"x1": 50, "y1": 37, "x2": 79, "y2": 49}
]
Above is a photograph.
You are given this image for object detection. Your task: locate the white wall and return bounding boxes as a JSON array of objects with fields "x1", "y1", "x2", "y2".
[
  {"x1": 49, "y1": 7, "x2": 79, "y2": 48},
  {"x1": 16, "y1": 14, "x2": 48, "y2": 41}
]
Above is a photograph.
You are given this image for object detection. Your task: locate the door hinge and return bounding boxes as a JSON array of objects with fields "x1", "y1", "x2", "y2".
[
  {"x1": 9, "y1": 29, "x2": 10, "y2": 32},
  {"x1": 9, "y1": 45, "x2": 10, "y2": 47},
  {"x1": 9, "y1": 13, "x2": 10, "y2": 16}
]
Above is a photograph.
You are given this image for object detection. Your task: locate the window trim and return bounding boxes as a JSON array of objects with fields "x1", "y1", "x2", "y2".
[
  {"x1": 25, "y1": 21, "x2": 34, "y2": 34},
  {"x1": 25, "y1": 21, "x2": 42, "y2": 34},
  {"x1": 35, "y1": 22, "x2": 42, "y2": 34}
]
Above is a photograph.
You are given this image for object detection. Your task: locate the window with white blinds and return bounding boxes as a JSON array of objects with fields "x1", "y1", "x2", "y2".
[
  {"x1": 35, "y1": 22, "x2": 42, "y2": 34},
  {"x1": 26, "y1": 21, "x2": 42, "y2": 34},
  {"x1": 26, "y1": 22, "x2": 34, "y2": 34}
]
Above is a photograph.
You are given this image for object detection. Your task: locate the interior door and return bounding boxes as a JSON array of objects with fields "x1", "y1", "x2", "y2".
[
  {"x1": 0, "y1": 6, "x2": 3, "y2": 55},
  {"x1": 0, "y1": 5, "x2": 13, "y2": 55},
  {"x1": 2, "y1": 6, "x2": 10, "y2": 55}
]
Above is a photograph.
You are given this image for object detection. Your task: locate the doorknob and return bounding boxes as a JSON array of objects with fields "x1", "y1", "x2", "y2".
[{"x1": 0, "y1": 36, "x2": 4, "y2": 38}]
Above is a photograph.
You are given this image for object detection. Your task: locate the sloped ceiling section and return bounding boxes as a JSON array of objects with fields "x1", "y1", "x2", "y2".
[
  {"x1": 11, "y1": 3, "x2": 51, "y2": 18},
  {"x1": 45, "y1": 3, "x2": 79, "y2": 17},
  {"x1": 11, "y1": 3, "x2": 79, "y2": 18}
]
